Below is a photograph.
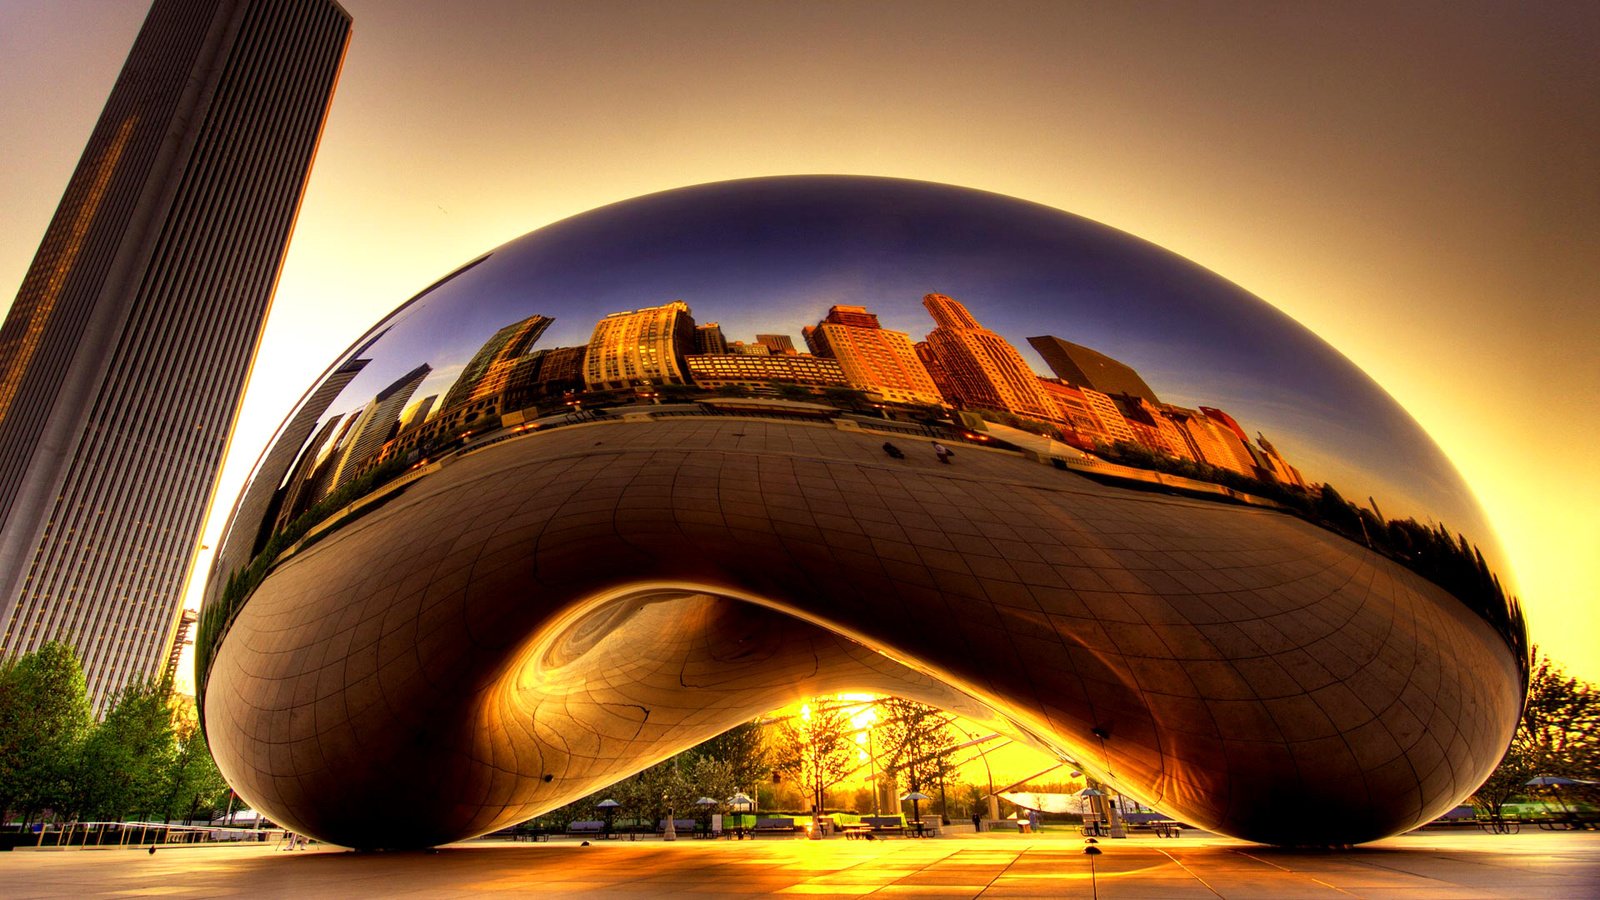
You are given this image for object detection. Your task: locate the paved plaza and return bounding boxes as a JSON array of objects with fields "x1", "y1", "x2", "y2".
[{"x1": 5, "y1": 830, "x2": 1597, "y2": 898}]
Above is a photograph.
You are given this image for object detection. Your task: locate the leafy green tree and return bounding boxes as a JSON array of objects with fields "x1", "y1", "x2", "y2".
[
  {"x1": 1474, "y1": 652, "x2": 1600, "y2": 818},
  {"x1": 685, "y1": 720, "x2": 769, "y2": 792},
  {"x1": 0, "y1": 641, "x2": 92, "y2": 824},
  {"x1": 71, "y1": 679, "x2": 177, "y2": 821},
  {"x1": 161, "y1": 715, "x2": 230, "y2": 823}
]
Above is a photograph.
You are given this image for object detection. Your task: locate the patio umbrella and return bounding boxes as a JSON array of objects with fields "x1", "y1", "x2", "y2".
[
  {"x1": 596, "y1": 798, "x2": 620, "y2": 838},
  {"x1": 903, "y1": 791, "x2": 932, "y2": 825},
  {"x1": 1525, "y1": 776, "x2": 1593, "y2": 786},
  {"x1": 695, "y1": 797, "x2": 718, "y2": 807}
]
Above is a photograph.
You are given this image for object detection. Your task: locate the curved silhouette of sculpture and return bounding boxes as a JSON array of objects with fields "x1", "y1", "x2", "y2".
[{"x1": 198, "y1": 176, "x2": 1525, "y2": 848}]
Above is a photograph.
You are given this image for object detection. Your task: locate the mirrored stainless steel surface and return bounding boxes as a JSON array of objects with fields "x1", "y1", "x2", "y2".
[{"x1": 199, "y1": 176, "x2": 1526, "y2": 848}]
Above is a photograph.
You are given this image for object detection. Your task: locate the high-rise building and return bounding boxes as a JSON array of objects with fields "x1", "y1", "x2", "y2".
[
  {"x1": 755, "y1": 333, "x2": 796, "y2": 354},
  {"x1": 209, "y1": 353, "x2": 368, "y2": 591},
  {"x1": 583, "y1": 301, "x2": 696, "y2": 391},
  {"x1": 328, "y1": 363, "x2": 431, "y2": 490},
  {"x1": 0, "y1": 0, "x2": 350, "y2": 706},
  {"x1": 920, "y1": 294, "x2": 1055, "y2": 421},
  {"x1": 695, "y1": 322, "x2": 728, "y2": 355},
  {"x1": 1116, "y1": 395, "x2": 1196, "y2": 461},
  {"x1": 684, "y1": 353, "x2": 848, "y2": 391},
  {"x1": 1037, "y1": 379, "x2": 1117, "y2": 447},
  {"x1": 804, "y1": 306, "x2": 944, "y2": 406},
  {"x1": 1161, "y1": 404, "x2": 1256, "y2": 476},
  {"x1": 1077, "y1": 386, "x2": 1137, "y2": 446},
  {"x1": 1027, "y1": 336, "x2": 1160, "y2": 404},
  {"x1": 438, "y1": 314, "x2": 552, "y2": 412}
]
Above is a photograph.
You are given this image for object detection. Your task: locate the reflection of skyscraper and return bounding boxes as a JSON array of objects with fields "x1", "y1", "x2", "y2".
[
  {"x1": 685, "y1": 354, "x2": 848, "y2": 391},
  {"x1": 1027, "y1": 336, "x2": 1160, "y2": 405},
  {"x1": 0, "y1": 0, "x2": 350, "y2": 706},
  {"x1": 1117, "y1": 395, "x2": 1196, "y2": 461},
  {"x1": 804, "y1": 306, "x2": 943, "y2": 406},
  {"x1": 1161, "y1": 404, "x2": 1255, "y2": 476},
  {"x1": 209, "y1": 354, "x2": 369, "y2": 594},
  {"x1": 1255, "y1": 434, "x2": 1307, "y2": 488},
  {"x1": 400, "y1": 395, "x2": 437, "y2": 432},
  {"x1": 755, "y1": 334, "x2": 796, "y2": 354},
  {"x1": 1076, "y1": 387, "x2": 1137, "y2": 446},
  {"x1": 695, "y1": 323, "x2": 728, "y2": 355},
  {"x1": 1037, "y1": 379, "x2": 1117, "y2": 446},
  {"x1": 440, "y1": 315, "x2": 552, "y2": 412},
  {"x1": 921, "y1": 294, "x2": 1055, "y2": 420},
  {"x1": 584, "y1": 301, "x2": 696, "y2": 391},
  {"x1": 274, "y1": 414, "x2": 349, "y2": 532},
  {"x1": 329, "y1": 364, "x2": 431, "y2": 490}
]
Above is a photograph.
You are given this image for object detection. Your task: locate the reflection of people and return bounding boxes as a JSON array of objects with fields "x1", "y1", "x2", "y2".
[
  {"x1": 932, "y1": 442, "x2": 953, "y2": 464},
  {"x1": 971, "y1": 811, "x2": 982, "y2": 832},
  {"x1": 881, "y1": 441, "x2": 905, "y2": 459},
  {"x1": 1028, "y1": 809, "x2": 1040, "y2": 833}
]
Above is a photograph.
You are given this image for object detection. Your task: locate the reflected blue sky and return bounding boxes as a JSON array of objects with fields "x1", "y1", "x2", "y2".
[{"x1": 289, "y1": 175, "x2": 1497, "y2": 564}]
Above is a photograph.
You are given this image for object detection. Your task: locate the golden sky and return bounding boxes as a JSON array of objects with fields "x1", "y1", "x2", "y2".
[{"x1": 1, "y1": 1, "x2": 1596, "y2": 687}]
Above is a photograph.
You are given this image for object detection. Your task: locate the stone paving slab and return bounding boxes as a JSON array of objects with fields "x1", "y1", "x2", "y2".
[{"x1": 3, "y1": 831, "x2": 1597, "y2": 898}]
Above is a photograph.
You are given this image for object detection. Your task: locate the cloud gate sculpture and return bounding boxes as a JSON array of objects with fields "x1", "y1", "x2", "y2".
[{"x1": 198, "y1": 176, "x2": 1526, "y2": 849}]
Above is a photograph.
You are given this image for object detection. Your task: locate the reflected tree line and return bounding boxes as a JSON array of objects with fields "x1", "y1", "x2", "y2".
[
  {"x1": 1093, "y1": 440, "x2": 1529, "y2": 679},
  {"x1": 0, "y1": 643, "x2": 229, "y2": 831}
]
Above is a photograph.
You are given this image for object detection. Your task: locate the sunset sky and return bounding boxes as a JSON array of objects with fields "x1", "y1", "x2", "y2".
[{"x1": 1, "y1": 0, "x2": 1595, "y2": 696}]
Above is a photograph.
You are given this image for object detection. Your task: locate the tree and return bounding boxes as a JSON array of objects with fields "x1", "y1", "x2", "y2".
[
  {"x1": 820, "y1": 387, "x2": 870, "y2": 411},
  {"x1": 772, "y1": 383, "x2": 815, "y2": 401},
  {"x1": 772, "y1": 700, "x2": 856, "y2": 815},
  {"x1": 0, "y1": 641, "x2": 92, "y2": 824},
  {"x1": 878, "y1": 698, "x2": 957, "y2": 814},
  {"x1": 1473, "y1": 652, "x2": 1600, "y2": 818},
  {"x1": 71, "y1": 679, "x2": 177, "y2": 821},
  {"x1": 161, "y1": 715, "x2": 230, "y2": 823},
  {"x1": 685, "y1": 720, "x2": 770, "y2": 792}
]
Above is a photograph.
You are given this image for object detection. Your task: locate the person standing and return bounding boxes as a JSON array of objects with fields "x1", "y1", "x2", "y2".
[
  {"x1": 971, "y1": 811, "x2": 982, "y2": 833},
  {"x1": 932, "y1": 442, "x2": 953, "y2": 464}
]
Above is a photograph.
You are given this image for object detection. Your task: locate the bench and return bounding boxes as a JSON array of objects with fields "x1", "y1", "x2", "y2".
[
  {"x1": 862, "y1": 816, "x2": 906, "y2": 836},
  {"x1": 566, "y1": 820, "x2": 605, "y2": 836},
  {"x1": 753, "y1": 817, "x2": 799, "y2": 835},
  {"x1": 656, "y1": 818, "x2": 696, "y2": 834}
]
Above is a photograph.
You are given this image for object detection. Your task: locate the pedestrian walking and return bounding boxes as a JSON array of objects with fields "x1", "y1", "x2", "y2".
[{"x1": 932, "y1": 442, "x2": 953, "y2": 464}]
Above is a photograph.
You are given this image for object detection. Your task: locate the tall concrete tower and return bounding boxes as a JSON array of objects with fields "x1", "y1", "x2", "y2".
[{"x1": 0, "y1": 0, "x2": 352, "y2": 707}]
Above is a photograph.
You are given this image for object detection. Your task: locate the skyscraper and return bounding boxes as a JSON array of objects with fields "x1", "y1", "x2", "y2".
[
  {"x1": 920, "y1": 293, "x2": 1056, "y2": 421},
  {"x1": 584, "y1": 301, "x2": 696, "y2": 391},
  {"x1": 438, "y1": 314, "x2": 553, "y2": 412},
  {"x1": 0, "y1": 0, "x2": 351, "y2": 706},
  {"x1": 754, "y1": 333, "x2": 796, "y2": 354},
  {"x1": 695, "y1": 322, "x2": 728, "y2": 355},
  {"x1": 804, "y1": 305, "x2": 944, "y2": 406},
  {"x1": 1027, "y1": 335, "x2": 1161, "y2": 404}
]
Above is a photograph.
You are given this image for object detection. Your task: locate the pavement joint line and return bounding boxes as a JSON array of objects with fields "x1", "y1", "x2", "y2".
[
  {"x1": 1155, "y1": 846, "x2": 1226, "y2": 898},
  {"x1": 1228, "y1": 848, "x2": 1364, "y2": 897},
  {"x1": 972, "y1": 845, "x2": 1032, "y2": 899}
]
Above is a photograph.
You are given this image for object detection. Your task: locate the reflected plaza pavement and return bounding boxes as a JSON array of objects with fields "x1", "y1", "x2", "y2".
[{"x1": 6, "y1": 831, "x2": 1598, "y2": 898}]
